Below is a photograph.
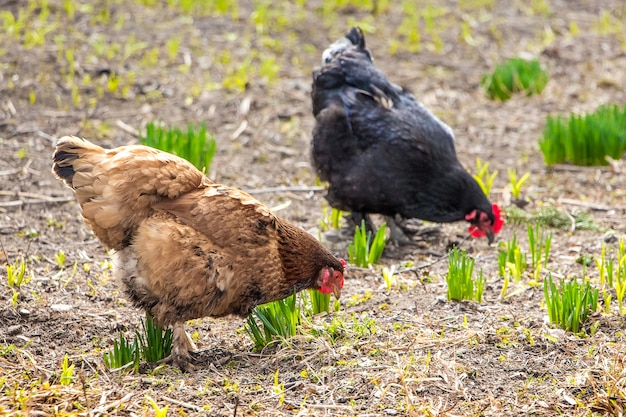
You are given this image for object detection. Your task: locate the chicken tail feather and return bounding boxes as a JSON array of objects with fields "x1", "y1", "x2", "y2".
[
  {"x1": 52, "y1": 136, "x2": 106, "y2": 188},
  {"x1": 52, "y1": 135, "x2": 206, "y2": 250}
]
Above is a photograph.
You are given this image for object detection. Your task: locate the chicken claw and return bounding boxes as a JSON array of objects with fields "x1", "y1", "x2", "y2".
[{"x1": 157, "y1": 322, "x2": 198, "y2": 371}]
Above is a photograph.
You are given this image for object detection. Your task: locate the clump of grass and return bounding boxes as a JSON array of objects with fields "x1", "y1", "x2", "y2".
[
  {"x1": 102, "y1": 313, "x2": 171, "y2": 371},
  {"x1": 302, "y1": 289, "x2": 333, "y2": 316},
  {"x1": 348, "y1": 221, "x2": 387, "y2": 267},
  {"x1": 481, "y1": 58, "x2": 547, "y2": 101},
  {"x1": 136, "y1": 313, "x2": 173, "y2": 363},
  {"x1": 103, "y1": 333, "x2": 139, "y2": 372},
  {"x1": 245, "y1": 293, "x2": 300, "y2": 351},
  {"x1": 446, "y1": 247, "x2": 485, "y2": 302},
  {"x1": 543, "y1": 274, "x2": 598, "y2": 333},
  {"x1": 140, "y1": 122, "x2": 217, "y2": 172},
  {"x1": 539, "y1": 104, "x2": 626, "y2": 166}
]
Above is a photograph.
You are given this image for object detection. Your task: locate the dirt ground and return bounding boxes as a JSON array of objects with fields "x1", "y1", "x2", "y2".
[{"x1": 2, "y1": 0, "x2": 626, "y2": 415}]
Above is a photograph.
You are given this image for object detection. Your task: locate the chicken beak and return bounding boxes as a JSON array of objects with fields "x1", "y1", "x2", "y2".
[
  {"x1": 333, "y1": 286, "x2": 342, "y2": 299},
  {"x1": 486, "y1": 230, "x2": 495, "y2": 245}
]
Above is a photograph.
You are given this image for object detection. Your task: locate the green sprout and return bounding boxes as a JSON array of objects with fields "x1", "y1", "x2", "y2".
[
  {"x1": 539, "y1": 103, "x2": 626, "y2": 166},
  {"x1": 446, "y1": 247, "x2": 485, "y2": 302},
  {"x1": 7, "y1": 258, "x2": 30, "y2": 288},
  {"x1": 54, "y1": 250, "x2": 66, "y2": 269},
  {"x1": 348, "y1": 221, "x2": 387, "y2": 267},
  {"x1": 141, "y1": 122, "x2": 217, "y2": 173},
  {"x1": 245, "y1": 292, "x2": 300, "y2": 351},
  {"x1": 382, "y1": 265, "x2": 397, "y2": 291},
  {"x1": 259, "y1": 55, "x2": 280, "y2": 84},
  {"x1": 543, "y1": 274, "x2": 598, "y2": 333},
  {"x1": 473, "y1": 158, "x2": 498, "y2": 198},
  {"x1": 596, "y1": 243, "x2": 614, "y2": 314},
  {"x1": 481, "y1": 58, "x2": 548, "y2": 101},
  {"x1": 165, "y1": 36, "x2": 181, "y2": 62},
  {"x1": 616, "y1": 239, "x2": 626, "y2": 314},
  {"x1": 59, "y1": 354, "x2": 75, "y2": 386},
  {"x1": 498, "y1": 233, "x2": 526, "y2": 283},
  {"x1": 320, "y1": 203, "x2": 344, "y2": 231},
  {"x1": 528, "y1": 223, "x2": 552, "y2": 283},
  {"x1": 146, "y1": 396, "x2": 169, "y2": 417},
  {"x1": 507, "y1": 169, "x2": 531, "y2": 200}
]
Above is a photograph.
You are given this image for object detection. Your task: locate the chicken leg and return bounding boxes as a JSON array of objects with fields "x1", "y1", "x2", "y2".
[
  {"x1": 385, "y1": 215, "x2": 412, "y2": 245},
  {"x1": 158, "y1": 322, "x2": 198, "y2": 371}
]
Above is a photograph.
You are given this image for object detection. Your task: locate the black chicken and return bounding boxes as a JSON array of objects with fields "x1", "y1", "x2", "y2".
[{"x1": 311, "y1": 27, "x2": 503, "y2": 244}]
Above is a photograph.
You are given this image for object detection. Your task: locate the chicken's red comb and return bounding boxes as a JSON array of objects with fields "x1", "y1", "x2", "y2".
[
  {"x1": 492, "y1": 204, "x2": 504, "y2": 233},
  {"x1": 468, "y1": 203, "x2": 504, "y2": 238},
  {"x1": 340, "y1": 259, "x2": 346, "y2": 270}
]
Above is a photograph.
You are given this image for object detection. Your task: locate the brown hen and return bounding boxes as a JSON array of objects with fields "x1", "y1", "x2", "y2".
[{"x1": 52, "y1": 136, "x2": 345, "y2": 370}]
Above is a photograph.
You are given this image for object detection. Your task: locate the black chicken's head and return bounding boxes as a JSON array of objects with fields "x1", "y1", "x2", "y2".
[
  {"x1": 321, "y1": 27, "x2": 373, "y2": 65},
  {"x1": 465, "y1": 203, "x2": 504, "y2": 244}
]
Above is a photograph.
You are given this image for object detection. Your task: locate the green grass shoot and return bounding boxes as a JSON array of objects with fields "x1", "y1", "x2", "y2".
[
  {"x1": 320, "y1": 202, "x2": 345, "y2": 231},
  {"x1": 59, "y1": 354, "x2": 75, "y2": 386},
  {"x1": 136, "y1": 313, "x2": 173, "y2": 363},
  {"x1": 481, "y1": 58, "x2": 548, "y2": 101},
  {"x1": 539, "y1": 103, "x2": 626, "y2": 166},
  {"x1": 103, "y1": 332, "x2": 139, "y2": 372},
  {"x1": 543, "y1": 274, "x2": 598, "y2": 333},
  {"x1": 382, "y1": 265, "x2": 397, "y2": 291},
  {"x1": 348, "y1": 221, "x2": 387, "y2": 267},
  {"x1": 498, "y1": 232, "x2": 526, "y2": 283},
  {"x1": 597, "y1": 239, "x2": 626, "y2": 314},
  {"x1": 54, "y1": 250, "x2": 66, "y2": 268},
  {"x1": 141, "y1": 121, "x2": 217, "y2": 172},
  {"x1": 528, "y1": 223, "x2": 552, "y2": 282},
  {"x1": 507, "y1": 169, "x2": 531, "y2": 200},
  {"x1": 244, "y1": 292, "x2": 300, "y2": 351},
  {"x1": 446, "y1": 247, "x2": 485, "y2": 302},
  {"x1": 146, "y1": 396, "x2": 169, "y2": 417},
  {"x1": 473, "y1": 158, "x2": 498, "y2": 198},
  {"x1": 302, "y1": 289, "x2": 332, "y2": 315},
  {"x1": 6, "y1": 258, "x2": 30, "y2": 288}
]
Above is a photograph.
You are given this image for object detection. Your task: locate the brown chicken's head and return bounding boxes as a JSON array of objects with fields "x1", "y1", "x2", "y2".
[
  {"x1": 465, "y1": 203, "x2": 504, "y2": 244},
  {"x1": 318, "y1": 258, "x2": 346, "y2": 299}
]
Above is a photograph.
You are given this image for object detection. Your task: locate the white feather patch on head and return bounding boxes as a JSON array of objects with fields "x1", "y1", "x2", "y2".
[{"x1": 322, "y1": 37, "x2": 353, "y2": 64}]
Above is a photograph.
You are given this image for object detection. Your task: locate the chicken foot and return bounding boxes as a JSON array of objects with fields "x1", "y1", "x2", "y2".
[
  {"x1": 158, "y1": 322, "x2": 198, "y2": 371},
  {"x1": 350, "y1": 212, "x2": 412, "y2": 245},
  {"x1": 385, "y1": 216, "x2": 412, "y2": 245}
]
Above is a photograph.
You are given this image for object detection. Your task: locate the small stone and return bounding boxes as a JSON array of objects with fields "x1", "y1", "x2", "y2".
[
  {"x1": 50, "y1": 304, "x2": 73, "y2": 312},
  {"x1": 7, "y1": 325, "x2": 22, "y2": 336},
  {"x1": 19, "y1": 309, "x2": 30, "y2": 317}
]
